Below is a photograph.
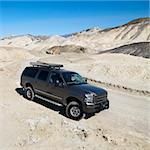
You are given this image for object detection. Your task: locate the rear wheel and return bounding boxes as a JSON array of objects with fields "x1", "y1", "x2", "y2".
[
  {"x1": 66, "y1": 101, "x2": 83, "y2": 120},
  {"x1": 25, "y1": 86, "x2": 35, "y2": 100}
]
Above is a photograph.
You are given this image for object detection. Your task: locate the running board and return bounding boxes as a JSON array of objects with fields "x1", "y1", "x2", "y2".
[{"x1": 35, "y1": 94, "x2": 63, "y2": 107}]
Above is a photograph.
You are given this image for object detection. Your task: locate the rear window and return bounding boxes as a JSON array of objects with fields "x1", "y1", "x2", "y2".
[
  {"x1": 23, "y1": 67, "x2": 39, "y2": 78},
  {"x1": 37, "y1": 70, "x2": 49, "y2": 81}
]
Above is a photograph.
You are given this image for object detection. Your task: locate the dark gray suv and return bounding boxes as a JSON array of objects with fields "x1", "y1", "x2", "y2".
[{"x1": 20, "y1": 61, "x2": 109, "y2": 120}]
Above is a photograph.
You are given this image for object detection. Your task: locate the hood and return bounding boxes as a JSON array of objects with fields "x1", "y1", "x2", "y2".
[{"x1": 68, "y1": 83, "x2": 107, "y2": 95}]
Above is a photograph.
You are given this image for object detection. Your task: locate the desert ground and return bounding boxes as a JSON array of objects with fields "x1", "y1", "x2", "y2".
[
  {"x1": 0, "y1": 47, "x2": 150, "y2": 150},
  {"x1": 0, "y1": 18, "x2": 150, "y2": 150}
]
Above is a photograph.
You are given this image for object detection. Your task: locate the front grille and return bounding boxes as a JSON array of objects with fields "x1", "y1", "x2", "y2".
[{"x1": 94, "y1": 94, "x2": 107, "y2": 104}]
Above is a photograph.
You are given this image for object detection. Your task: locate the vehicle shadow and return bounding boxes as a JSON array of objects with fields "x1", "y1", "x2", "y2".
[
  {"x1": 15, "y1": 87, "x2": 99, "y2": 120},
  {"x1": 15, "y1": 88, "x2": 66, "y2": 117}
]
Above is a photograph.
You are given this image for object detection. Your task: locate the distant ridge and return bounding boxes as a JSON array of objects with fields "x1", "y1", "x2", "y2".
[
  {"x1": 124, "y1": 18, "x2": 150, "y2": 26},
  {"x1": 99, "y1": 17, "x2": 150, "y2": 33}
]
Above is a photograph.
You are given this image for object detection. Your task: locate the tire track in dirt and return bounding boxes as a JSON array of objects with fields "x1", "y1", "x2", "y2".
[{"x1": 87, "y1": 78, "x2": 150, "y2": 96}]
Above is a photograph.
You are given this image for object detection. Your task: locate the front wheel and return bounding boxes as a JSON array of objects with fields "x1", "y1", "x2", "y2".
[
  {"x1": 66, "y1": 101, "x2": 83, "y2": 120},
  {"x1": 25, "y1": 87, "x2": 35, "y2": 101}
]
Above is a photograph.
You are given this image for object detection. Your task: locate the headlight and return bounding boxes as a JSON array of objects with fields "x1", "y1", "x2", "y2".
[{"x1": 84, "y1": 93, "x2": 95, "y2": 105}]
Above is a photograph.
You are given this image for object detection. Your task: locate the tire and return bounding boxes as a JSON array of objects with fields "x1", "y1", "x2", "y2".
[
  {"x1": 25, "y1": 86, "x2": 35, "y2": 101},
  {"x1": 66, "y1": 101, "x2": 83, "y2": 120}
]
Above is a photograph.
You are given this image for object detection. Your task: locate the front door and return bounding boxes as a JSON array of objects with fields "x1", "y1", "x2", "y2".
[{"x1": 46, "y1": 72, "x2": 66, "y2": 104}]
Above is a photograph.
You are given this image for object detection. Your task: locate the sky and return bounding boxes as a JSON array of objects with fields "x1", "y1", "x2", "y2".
[{"x1": 0, "y1": 1, "x2": 149, "y2": 36}]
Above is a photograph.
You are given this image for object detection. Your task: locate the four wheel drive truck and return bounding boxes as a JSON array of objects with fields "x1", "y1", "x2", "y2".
[{"x1": 20, "y1": 61, "x2": 109, "y2": 120}]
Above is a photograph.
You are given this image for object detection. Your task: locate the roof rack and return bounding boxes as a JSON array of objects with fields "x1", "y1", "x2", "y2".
[{"x1": 30, "y1": 61, "x2": 63, "y2": 69}]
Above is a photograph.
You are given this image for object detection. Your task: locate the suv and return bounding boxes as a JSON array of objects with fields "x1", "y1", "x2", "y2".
[{"x1": 20, "y1": 61, "x2": 109, "y2": 120}]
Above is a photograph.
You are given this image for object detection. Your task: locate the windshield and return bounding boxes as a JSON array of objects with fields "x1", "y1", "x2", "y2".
[{"x1": 62, "y1": 72, "x2": 87, "y2": 85}]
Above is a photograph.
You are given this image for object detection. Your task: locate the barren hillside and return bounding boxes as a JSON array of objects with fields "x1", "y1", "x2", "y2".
[
  {"x1": 46, "y1": 45, "x2": 87, "y2": 54},
  {"x1": 99, "y1": 42, "x2": 150, "y2": 58},
  {"x1": 0, "y1": 18, "x2": 149, "y2": 55},
  {"x1": 65, "y1": 18, "x2": 150, "y2": 51}
]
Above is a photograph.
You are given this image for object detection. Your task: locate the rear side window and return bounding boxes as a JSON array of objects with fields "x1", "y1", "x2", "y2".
[
  {"x1": 37, "y1": 70, "x2": 49, "y2": 81},
  {"x1": 23, "y1": 67, "x2": 38, "y2": 78}
]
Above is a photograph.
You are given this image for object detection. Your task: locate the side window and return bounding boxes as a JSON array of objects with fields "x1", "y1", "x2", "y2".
[
  {"x1": 49, "y1": 72, "x2": 63, "y2": 83},
  {"x1": 23, "y1": 67, "x2": 38, "y2": 78},
  {"x1": 37, "y1": 70, "x2": 49, "y2": 81}
]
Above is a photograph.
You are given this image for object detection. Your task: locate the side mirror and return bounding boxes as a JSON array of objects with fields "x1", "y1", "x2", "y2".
[{"x1": 83, "y1": 77, "x2": 87, "y2": 82}]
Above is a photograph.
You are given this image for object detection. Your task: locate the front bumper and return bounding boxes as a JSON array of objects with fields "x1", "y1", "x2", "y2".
[{"x1": 83, "y1": 100, "x2": 109, "y2": 113}]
